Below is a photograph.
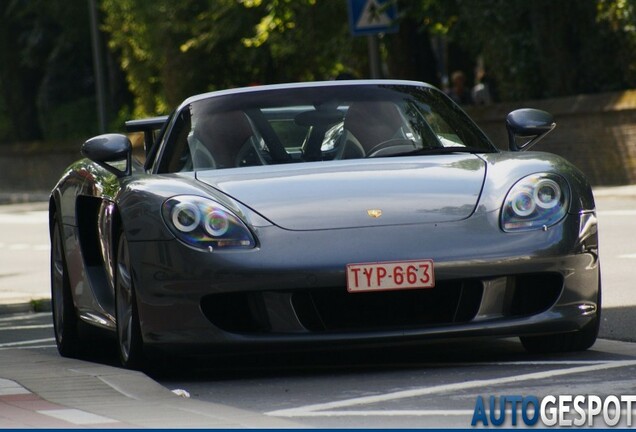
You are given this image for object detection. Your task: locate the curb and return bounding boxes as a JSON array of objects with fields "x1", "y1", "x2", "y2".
[
  {"x1": 592, "y1": 185, "x2": 636, "y2": 198},
  {"x1": 0, "y1": 298, "x2": 52, "y2": 316},
  {"x1": 0, "y1": 191, "x2": 50, "y2": 205}
]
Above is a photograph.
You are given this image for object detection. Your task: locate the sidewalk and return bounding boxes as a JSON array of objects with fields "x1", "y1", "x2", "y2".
[
  {"x1": 593, "y1": 184, "x2": 636, "y2": 198},
  {"x1": 0, "y1": 191, "x2": 50, "y2": 206},
  {"x1": 0, "y1": 346, "x2": 299, "y2": 428}
]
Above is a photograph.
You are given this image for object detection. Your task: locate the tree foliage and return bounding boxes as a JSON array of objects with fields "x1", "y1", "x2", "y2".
[
  {"x1": 2, "y1": 0, "x2": 636, "y2": 142},
  {"x1": 239, "y1": 0, "x2": 365, "y2": 82},
  {"x1": 0, "y1": 0, "x2": 98, "y2": 141},
  {"x1": 101, "y1": 0, "x2": 636, "y2": 115},
  {"x1": 597, "y1": 0, "x2": 636, "y2": 84},
  {"x1": 101, "y1": 0, "x2": 364, "y2": 117},
  {"x1": 447, "y1": 0, "x2": 636, "y2": 100}
]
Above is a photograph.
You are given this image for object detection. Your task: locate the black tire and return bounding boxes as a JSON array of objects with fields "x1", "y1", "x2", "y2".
[
  {"x1": 521, "y1": 281, "x2": 601, "y2": 354},
  {"x1": 51, "y1": 218, "x2": 82, "y2": 357},
  {"x1": 115, "y1": 231, "x2": 145, "y2": 369}
]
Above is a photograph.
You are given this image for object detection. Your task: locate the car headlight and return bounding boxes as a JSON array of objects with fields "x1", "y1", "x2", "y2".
[
  {"x1": 501, "y1": 174, "x2": 570, "y2": 232},
  {"x1": 162, "y1": 196, "x2": 256, "y2": 251}
]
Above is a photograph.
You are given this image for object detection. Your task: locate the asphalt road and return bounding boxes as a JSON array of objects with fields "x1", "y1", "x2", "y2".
[
  {"x1": 0, "y1": 202, "x2": 49, "y2": 305},
  {"x1": 1, "y1": 192, "x2": 635, "y2": 428},
  {"x1": 594, "y1": 193, "x2": 636, "y2": 342},
  {"x1": 156, "y1": 339, "x2": 636, "y2": 428}
]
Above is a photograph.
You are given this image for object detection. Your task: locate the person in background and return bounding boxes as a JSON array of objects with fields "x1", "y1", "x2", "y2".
[
  {"x1": 446, "y1": 70, "x2": 473, "y2": 105},
  {"x1": 472, "y1": 68, "x2": 493, "y2": 106}
]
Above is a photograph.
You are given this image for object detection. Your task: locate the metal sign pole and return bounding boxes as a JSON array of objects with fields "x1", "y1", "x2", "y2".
[
  {"x1": 88, "y1": 0, "x2": 107, "y2": 134},
  {"x1": 348, "y1": 0, "x2": 398, "y2": 79},
  {"x1": 367, "y1": 35, "x2": 381, "y2": 79}
]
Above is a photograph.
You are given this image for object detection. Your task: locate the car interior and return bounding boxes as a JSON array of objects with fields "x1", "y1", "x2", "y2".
[{"x1": 158, "y1": 97, "x2": 474, "y2": 173}]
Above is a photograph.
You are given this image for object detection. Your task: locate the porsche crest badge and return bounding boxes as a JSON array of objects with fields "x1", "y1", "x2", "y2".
[{"x1": 367, "y1": 209, "x2": 383, "y2": 218}]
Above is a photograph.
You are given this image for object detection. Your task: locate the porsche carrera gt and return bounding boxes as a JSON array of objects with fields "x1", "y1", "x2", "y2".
[{"x1": 49, "y1": 80, "x2": 600, "y2": 368}]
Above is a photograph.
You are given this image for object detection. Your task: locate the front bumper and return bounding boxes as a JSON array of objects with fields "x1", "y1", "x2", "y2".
[{"x1": 128, "y1": 210, "x2": 599, "y2": 352}]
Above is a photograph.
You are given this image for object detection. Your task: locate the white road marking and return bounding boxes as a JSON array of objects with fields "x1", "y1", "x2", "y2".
[
  {"x1": 0, "y1": 378, "x2": 30, "y2": 396},
  {"x1": 619, "y1": 253, "x2": 636, "y2": 259},
  {"x1": 267, "y1": 360, "x2": 636, "y2": 418},
  {"x1": 0, "y1": 211, "x2": 48, "y2": 224},
  {"x1": 37, "y1": 409, "x2": 119, "y2": 425},
  {"x1": 597, "y1": 210, "x2": 636, "y2": 216},
  {"x1": 0, "y1": 313, "x2": 50, "y2": 322},
  {"x1": 412, "y1": 360, "x2": 613, "y2": 367},
  {"x1": 0, "y1": 338, "x2": 55, "y2": 348},
  {"x1": 278, "y1": 409, "x2": 476, "y2": 417},
  {"x1": 0, "y1": 344, "x2": 56, "y2": 350},
  {"x1": 0, "y1": 243, "x2": 49, "y2": 251},
  {"x1": 0, "y1": 324, "x2": 53, "y2": 331}
]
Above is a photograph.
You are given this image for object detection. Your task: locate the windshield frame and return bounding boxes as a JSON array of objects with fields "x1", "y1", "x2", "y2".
[{"x1": 152, "y1": 81, "x2": 498, "y2": 174}]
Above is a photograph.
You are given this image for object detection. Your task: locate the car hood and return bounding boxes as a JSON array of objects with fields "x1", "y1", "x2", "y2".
[{"x1": 195, "y1": 155, "x2": 486, "y2": 230}]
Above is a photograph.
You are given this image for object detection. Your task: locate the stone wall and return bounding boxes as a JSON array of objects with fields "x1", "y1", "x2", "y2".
[
  {"x1": 0, "y1": 142, "x2": 79, "y2": 196},
  {"x1": 466, "y1": 90, "x2": 636, "y2": 185}
]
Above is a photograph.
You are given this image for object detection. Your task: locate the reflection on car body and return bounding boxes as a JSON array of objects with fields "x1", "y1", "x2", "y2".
[{"x1": 49, "y1": 80, "x2": 600, "y2": 368}]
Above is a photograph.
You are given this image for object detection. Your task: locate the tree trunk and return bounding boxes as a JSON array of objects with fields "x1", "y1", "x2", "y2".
[{"x1": 386, "y1": 18, "x2": 440, "y2": 86}]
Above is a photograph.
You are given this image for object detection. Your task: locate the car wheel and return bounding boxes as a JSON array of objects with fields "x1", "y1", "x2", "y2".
[
  {"x1": 115, "y1": 231, "x2": 145, "y2": 368},
  {"x1": 521, "y1": 281, "x2": 601, "y2": 353},
  {"x1": 51, "y1": 217, "x2": 81, "y2": 357}
]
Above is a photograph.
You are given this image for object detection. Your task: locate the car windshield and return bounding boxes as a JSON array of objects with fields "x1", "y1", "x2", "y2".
[{"x1": 156, "y1": 83, "x2": 497, "y2": 173}]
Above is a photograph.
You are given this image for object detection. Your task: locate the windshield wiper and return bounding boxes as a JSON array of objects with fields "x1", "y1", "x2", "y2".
[{"x1": 386, "y1": 146, "x2": 494, "y2": 157}]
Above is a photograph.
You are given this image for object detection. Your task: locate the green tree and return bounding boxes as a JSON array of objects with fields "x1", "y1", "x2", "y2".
[
  {"x1": 0, "y1": 0, "x2": 101, "y2": 142},
  {"x1": 596, "y1": 0, "x2": 636, "y2": 85},
  {"x1": 102, "y1": 0, "x2": 365, "y2": 117},
  {"x1": 0, "y1": 0, "x2": 49, "y2": 141},
  {"x1": 383, "y1": 0, "x2": 458, "y2": 86},
  {"x1": 239, "y1": 0, "x2": 364, "y2": 81},
  {"x1": 450, "y1": 0, "x2": 636, "y2": 100},
  {"x1": 102, "y1": 0, "x2": 215, "y2": 116}
]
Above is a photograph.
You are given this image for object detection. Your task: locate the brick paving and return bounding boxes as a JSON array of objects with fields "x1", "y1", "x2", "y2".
[
  {"x1": 0, "y1": 378, "x2": 126, "y2": 428},
  {"x1": 0, "y1": 347, "x2": 299, "y2": 428}
]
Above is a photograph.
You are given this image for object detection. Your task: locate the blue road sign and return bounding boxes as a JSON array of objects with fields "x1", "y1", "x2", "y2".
[{"x1": 347, "y1": 0, "x2": 399, "y2": 36}]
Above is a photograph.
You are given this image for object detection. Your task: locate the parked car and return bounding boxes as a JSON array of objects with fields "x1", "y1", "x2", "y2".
[{"x1": 49, "y1": 80, "x2": 600, "y2": 368}]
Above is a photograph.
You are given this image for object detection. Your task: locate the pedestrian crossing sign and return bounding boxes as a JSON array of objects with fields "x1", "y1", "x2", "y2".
[{"x1": 347, "y1": 0, "x2": 399, "y2": 36}]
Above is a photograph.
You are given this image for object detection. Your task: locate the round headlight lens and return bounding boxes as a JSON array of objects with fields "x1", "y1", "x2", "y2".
[
  {"x1": 204, "y1": 210, "x2": 230, "y2": 237},
  {"x1": 511, "y1": 191, "x2": 536, "y2": 217},
  {"x1": 171, "y1": 202, "x2": 200, "y2": 232},
  {"x1": 162, "y1": 196, "x2": 256, "y2": 251},
  {"x1": 501, "y1": 173, "x2": 569, "y2": 232},
  {"x1": 534, "y1": 178, "x2": 561, "y2": 209}
]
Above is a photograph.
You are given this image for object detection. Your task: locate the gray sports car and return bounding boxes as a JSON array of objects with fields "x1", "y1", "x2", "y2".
[{"x1": 49, "y1": 80, "x2": 600, "y2": 368}]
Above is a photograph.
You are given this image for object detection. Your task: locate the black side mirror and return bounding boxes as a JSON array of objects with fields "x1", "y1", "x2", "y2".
[
  {"x1": 81, "y1": 134, "x2": 132, "y2": 177},
  {"x1": 506, "y1": 109, "x2": 556, "y2": 151}
]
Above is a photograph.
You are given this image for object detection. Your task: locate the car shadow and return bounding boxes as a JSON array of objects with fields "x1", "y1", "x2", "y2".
[
  {"x1": 144, "y1": 335, "x2": 625, "y2": 381},
  {"x1": 60, "y1": 307, "x2": 636, "y2": 380}
]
